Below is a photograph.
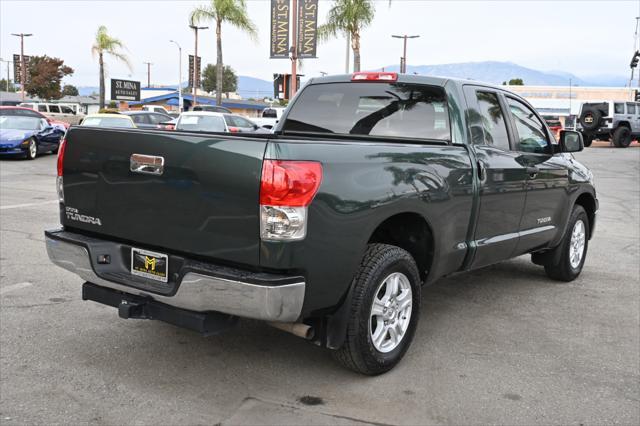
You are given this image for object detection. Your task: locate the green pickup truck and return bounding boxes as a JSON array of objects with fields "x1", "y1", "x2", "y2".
[{"x1": 46, "y1": 73, "x2": 597, "y2": 375}]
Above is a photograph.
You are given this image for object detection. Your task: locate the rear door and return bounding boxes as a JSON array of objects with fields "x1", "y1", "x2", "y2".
[
  {"x1": 62, "y1": 127, "x2": 268, "y2": 265},
  {"x1": 463, "y1": 86, "x2": 529, "y2": 268}
]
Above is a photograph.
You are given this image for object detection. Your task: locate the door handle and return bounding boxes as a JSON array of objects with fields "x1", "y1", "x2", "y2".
[
  {"x1": 526, "y1": 166, "x2": 539, "y2": 179},
  {"x1": 477, "y1": 160, "x2": 486, "y2": 181}
]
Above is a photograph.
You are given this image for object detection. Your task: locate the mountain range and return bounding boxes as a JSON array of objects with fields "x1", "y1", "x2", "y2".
[{"x1": 76, "y1": 61, "x2": 629, "y2": 97}]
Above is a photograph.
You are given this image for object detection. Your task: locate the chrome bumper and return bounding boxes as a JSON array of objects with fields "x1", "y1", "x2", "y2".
[{"x1": 45, "y1": 235, "x2": 305, "y2": 322}]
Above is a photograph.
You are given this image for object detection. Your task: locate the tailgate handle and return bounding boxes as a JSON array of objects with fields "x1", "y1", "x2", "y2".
[{"x1": 130, "y1": 154, "x2": 164, "y2": 176}]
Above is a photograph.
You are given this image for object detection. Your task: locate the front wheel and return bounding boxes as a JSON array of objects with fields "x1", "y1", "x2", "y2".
[
  {"x1": 25, "y1": 138, "x2": 37, "y2": 160},
  {"x1": 333, "y1": 244, "x2": 421, "y2": 375},
  {"x1": 543, "y1": 205, "x2": 589, "y2": 281}
]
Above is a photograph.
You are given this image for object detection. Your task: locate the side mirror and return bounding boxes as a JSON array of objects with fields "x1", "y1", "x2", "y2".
[{"x1": 559, "y1": 130, "x2": 584, "y2": 153}]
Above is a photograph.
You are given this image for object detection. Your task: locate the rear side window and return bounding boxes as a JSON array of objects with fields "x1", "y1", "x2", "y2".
[
  {"x1": 473, "y1": 91, "x2": 510, "y2": 150},
  {"x1": 282, "y1": 82, "x2": 451, "y2": 141},
  {"x1": 49, "y1": 105, "x2": 61, "y2": 113},
  {"x1": 38, "y1": 105, "x2": 47, "y2": 112},
  {"x1": 614, "y1": 103, "x2": 624, "y2": 114},
  {"x1": 626, "y1": 103, "x2": 636, "y2": 114},
  {"x1": 130, "y1": 114, "x2": 148, "y2": 124}
]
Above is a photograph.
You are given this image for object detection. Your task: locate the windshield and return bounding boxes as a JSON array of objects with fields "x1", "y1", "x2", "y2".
[
  {"x1": 81, "y1": 117, "x2": 135, "y2": 128},
  {"x1": 0, "y1": 116, "x2": 43, "y2": 130},
  {"x1": 282, "y1": 82, "x2": 451, "y2": 141},
  {"x1": 176, "y1": 115, "x2": 226, "y2": 132}
]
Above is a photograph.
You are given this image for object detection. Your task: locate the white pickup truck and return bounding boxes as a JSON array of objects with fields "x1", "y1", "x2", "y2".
[{"x1": 252, "y1": 106, "x2": 285, "y2": 130}]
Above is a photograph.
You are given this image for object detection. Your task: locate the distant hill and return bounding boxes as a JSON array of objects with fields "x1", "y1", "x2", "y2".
[
  {"x1": 382, "y1": 61, "x2": 627, "y2": 87},
  {"x1": 75, "y1": 61, "x2": 628, "y2": 98}
]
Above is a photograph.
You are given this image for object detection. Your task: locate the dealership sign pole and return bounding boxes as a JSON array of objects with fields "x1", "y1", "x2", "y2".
[{"x1": 270, "y1": 0, "x2": 317, "y2": 99}]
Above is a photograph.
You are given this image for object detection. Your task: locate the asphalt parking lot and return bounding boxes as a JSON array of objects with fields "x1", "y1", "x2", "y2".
[{"x1": 1, "y1": 143, "x2": 638, "y2": 425}]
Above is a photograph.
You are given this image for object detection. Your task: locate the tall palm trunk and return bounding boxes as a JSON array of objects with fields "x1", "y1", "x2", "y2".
[
  {"x1": 99, "y1": 52, "x2": 105, "y2": 108},
  {"x1": 351, "y1": 32, "x2": 361, "y2": 72},
  {"x1": 215, "y1": 19, "x2": 223, "y2": 106}
]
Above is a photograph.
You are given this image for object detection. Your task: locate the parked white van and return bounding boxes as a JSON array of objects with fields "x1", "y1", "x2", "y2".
[{"x1": 18, "y1": 102, "x2": 84, "y2": 125}]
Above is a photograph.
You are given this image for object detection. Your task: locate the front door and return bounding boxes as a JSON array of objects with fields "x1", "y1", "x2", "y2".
[
  {"x1": 463, "y1": 86, "x2": 529, "y2": 268},
  {"x1": 504, "y1": 96, "x2": 571, "y2": 254}
]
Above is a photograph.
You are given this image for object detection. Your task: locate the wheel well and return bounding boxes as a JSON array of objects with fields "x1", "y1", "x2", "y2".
[
  {"x1": 575, "y1": 193, "x2": 596, "y2": 239},
  {"x1": 615, "y1": 122, "x2": 631, "y2": 130},
  {"x1": 368, "y1": 213, "x2": 434, "y2": 281}
]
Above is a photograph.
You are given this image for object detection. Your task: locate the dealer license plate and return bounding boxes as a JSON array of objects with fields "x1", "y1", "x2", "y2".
[{"x1": 131, "y1": 248, "x2": 168, "y2": 283}]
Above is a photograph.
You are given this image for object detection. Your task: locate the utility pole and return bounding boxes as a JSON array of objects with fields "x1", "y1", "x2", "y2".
[
  {"x1": 11, "y1": 33, "x2": 33, "y2": 101},
  {"x1": 290, "y1": 0, "x2": 298, "y2": 97},
  {"x1": 169, "y1": 40, "x2": 183, "y2": 112},
  {"x1": 189, "y1": 25, "x2": 208, "y2": 107},
  {"x1": 143, "y1": 62, "x2": 153, "y2": 87},
  {"x1": 391, "y1": 34, "x2": 419, "y2": 73},
  {"x1": 0, "y1": 58, "x2": 11, "y2": 91}
]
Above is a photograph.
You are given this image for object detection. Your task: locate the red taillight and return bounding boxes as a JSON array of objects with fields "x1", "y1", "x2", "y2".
[
  {"x1": 57, "y1": 138, "x2": 66, "y2": 176},
  {"x1": 351, "y1": 72, "x2": 398, "y2": 82},
  {"x1": 260, "y1": 160, "x2": 323, "y2": 207},
  {"x1": 228, "y1": 126, "x2": 240, "y2": 133}
]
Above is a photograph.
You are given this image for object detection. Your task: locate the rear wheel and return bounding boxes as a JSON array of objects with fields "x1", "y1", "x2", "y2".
[
  {"x1": 25, "y1": 138, "x2": 37, "y2": 160},
  {"x1": 333, "y1": 244, "x2": 421, "y2": 375},
  {"x1": 612, "y1": 127, "x2": 632, "y2": 148},
  {"x1": 543, "y1": 205, "x2": 589, "y2": 282}
]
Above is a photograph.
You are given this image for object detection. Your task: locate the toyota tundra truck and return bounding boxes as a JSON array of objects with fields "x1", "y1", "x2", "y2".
[{"x1": 46, "y1": 73, "x2": 597, "y2": 375}]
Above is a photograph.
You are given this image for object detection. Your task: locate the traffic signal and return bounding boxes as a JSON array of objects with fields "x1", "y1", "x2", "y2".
[{"x1": 631, "y1": 50, "x2": 640, "y2": 69}]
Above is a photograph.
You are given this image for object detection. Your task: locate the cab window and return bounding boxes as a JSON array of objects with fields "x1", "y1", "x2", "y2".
[
  {"x1": 49, "y1": 105, "x2": 61, "y2": 113},
  {"x1": 37, "y1": 104, "x2": 47, "y2": 112},
  {"x1": 506, "y1": 97, "x2": 550, "y2": 154},
  {"x1": 473, "y1": 91, "x2": 510, "y2": 150}
]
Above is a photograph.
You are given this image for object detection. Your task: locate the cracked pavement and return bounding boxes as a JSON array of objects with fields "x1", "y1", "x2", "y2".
[{"x1": 1, "y1": 144, "x2": 638, "y2": 425}]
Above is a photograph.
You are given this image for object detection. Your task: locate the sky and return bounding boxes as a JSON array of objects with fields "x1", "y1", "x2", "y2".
[{"x1": 0, "y1": 0, "x2": 638, "y2": 88}]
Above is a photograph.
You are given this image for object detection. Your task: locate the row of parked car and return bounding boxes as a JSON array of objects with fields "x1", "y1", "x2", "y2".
[{"x1": 0, "y1": 103, "x2": 287, "y2": 160}]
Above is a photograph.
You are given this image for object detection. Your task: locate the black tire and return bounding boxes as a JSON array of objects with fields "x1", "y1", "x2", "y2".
[
  {"x1": 579, "y1": 109, "x2": 602, "y2": 131},
  {"x1": 612, "y1": 126, "x2": 632, "y2": 148},
  {"x1": 543, "y1": 205, "x2": 589, "y2": 282},
  {"x1": 25, "y1": 138, "x2": 37, "y2": 160},
  {"x1": 582, "y1": 134, "x2": 593, "y2": 147},
  {"x1": 333, "y1": 244, "x2": 421, "y2": 375},
  {"x1": 51, "y1": 146, "x2": 59, "y2": 155}
]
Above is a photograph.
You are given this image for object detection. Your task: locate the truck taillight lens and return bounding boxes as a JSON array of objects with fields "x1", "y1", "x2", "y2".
[
  {"x1": 56, "y1": 138, "x2": 66, "y2": 203},
  {"x1": 259, "y1": 160, "x2": 322, "y2": 241}
]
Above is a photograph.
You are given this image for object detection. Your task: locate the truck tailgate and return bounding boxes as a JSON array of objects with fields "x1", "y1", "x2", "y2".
[{"x1": 61, "y1": 127, "x2": 267, "y2": 266}]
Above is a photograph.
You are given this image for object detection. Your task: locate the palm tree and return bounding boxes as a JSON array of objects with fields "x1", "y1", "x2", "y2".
[
  {"x1": 318, "y1": 0, "x2": 375, "y2": 72},
  {"x1": 190, "y1": 0, "x2": 257, "y2": 106},
  {"x1": 91, "y1": 26, "x2": 131, "y2": 109}
]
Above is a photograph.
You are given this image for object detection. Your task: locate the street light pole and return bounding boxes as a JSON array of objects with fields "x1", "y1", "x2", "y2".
[
  {"x1": 169, "y1": 40, "x2": 183, "y2": 112},
  {"x1": 11, "y1": 33, "x2": 33, "y2": 101},
  {"x1": 189, "y1": 25, "x2": 208, "y2": 108},
  {"x1": 143, "y1": 62, "x2": 153, "y2": 87},
  {"x1": 0, "y1": 58, "x2": 11, "y2": 91},
  {"x1": 391, "y1": 34, "x2": 419, "y2": 73}
]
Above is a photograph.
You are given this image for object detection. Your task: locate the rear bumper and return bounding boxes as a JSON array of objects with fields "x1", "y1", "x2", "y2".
[{"x1": 45, "y1": 229, "x2": 305, "y2": 322}]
